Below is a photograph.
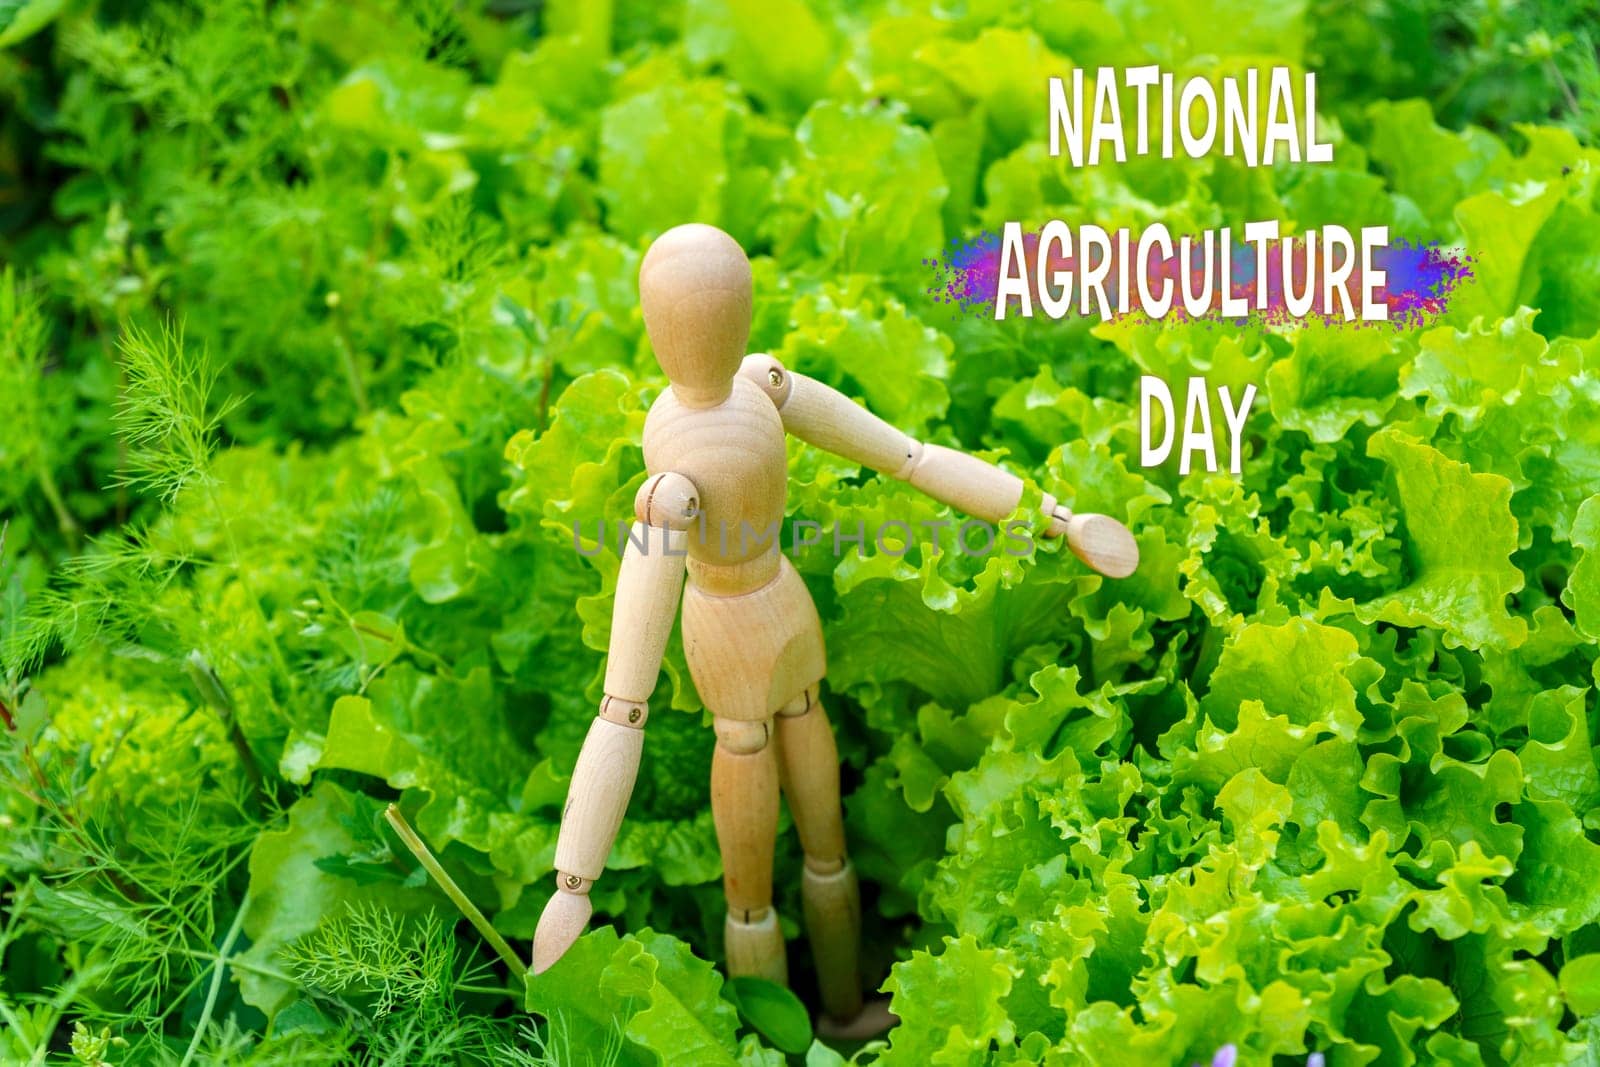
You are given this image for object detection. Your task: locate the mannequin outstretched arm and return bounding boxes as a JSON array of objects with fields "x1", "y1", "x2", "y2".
[{"x1": 737, "y1": 355, "x2": 1138, "y2": 578}]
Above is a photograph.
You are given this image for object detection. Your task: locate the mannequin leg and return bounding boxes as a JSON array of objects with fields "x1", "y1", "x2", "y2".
[
  {"x1": 775, "y1": 687, "x2": 863, "y2": 1023},
  {"x1": 711, "y1": 717, "x2": 787, "y2": 984}
]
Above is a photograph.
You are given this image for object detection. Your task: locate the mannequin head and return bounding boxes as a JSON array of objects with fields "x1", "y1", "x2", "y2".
[{"x1": 638, "y1": 224, "x2": 752, "y2": 406}]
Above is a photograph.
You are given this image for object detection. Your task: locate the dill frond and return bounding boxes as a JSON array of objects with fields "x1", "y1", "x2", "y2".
[
  {"x1": 402, "y1": 0, "x2": 476, "y2": 71},
  {"x1": 19, "y1": 783, "x2": 260, "y2": 1026},
  {"x1": 0, "y1": 267, "x2": 80, "y2": 544},
  {"x1": 0, "y1": 266, "x2": 50, "y2": 424},
  {"x1": 492, "y1": 1016, "x2": 627, "y2": 1067},
  {"x1": 281, "y1": 905, "x2": 456, "y2": 1019},
  {"x1": 112, "y1": 321, "x2": 242, "y2": 505},
  {"x1": 273, "y1": 902, "x2": 520, "y2": 1063},
  {"x1": 416, "y1": 196, "x2": 506, "y2": 291},
  {"x1": 386, "y1": 196, "x2": 511, "y2": 361},
  {"x1": 0, "y1": 522, "x2": 193, "y2": 678}
]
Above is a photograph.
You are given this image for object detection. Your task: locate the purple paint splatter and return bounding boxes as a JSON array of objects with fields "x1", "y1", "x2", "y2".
[
  {"x1": 925, "y1": 228, "x2": 1472, "y2": 328},
  {"x1": 925, "y1": 229, "x2": 1008, "y2": 313},
  {"x1": 1376, "y1": 239, "x2": 1474, "y2": 326}
]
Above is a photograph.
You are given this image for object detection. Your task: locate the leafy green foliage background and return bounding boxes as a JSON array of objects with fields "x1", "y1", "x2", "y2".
[{"x1": 2, "y1": 0, "x2": 1600, "y2": 1064}]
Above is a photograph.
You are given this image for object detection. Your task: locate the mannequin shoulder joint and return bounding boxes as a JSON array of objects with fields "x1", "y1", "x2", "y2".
[{"x1": 634, "y1": 471, "x2": 701, "y2": 530}]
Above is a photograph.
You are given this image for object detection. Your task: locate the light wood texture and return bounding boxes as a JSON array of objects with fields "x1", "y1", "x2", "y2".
[
  {"x1": 776, "y1": 692, "x2": 861, "y2": 1021},
  {"x1": 905, "y1": 443, "x2": 1025, "y2": 523},
  {"x1": 1042, "y1": 501, "x2": 1140, "y2": 578},
  {"x1": 602, "y1": 522, "x2": 689, "y2": 703},
  {"x1": 816, "y1": 999, "x2": 898, "y2": 1042},
  {"x1": 635, "y1": 471, "x2": 700, "y2": 530},
  {"x1": 531, "y1": 883, "x2": 593, "y2": 976},
  {"x1": 682, "y1": 557, "x2": 825, "y2": 721},
  {"x1": 685, "y1": 551, "x2": 781, "y2": 598},
  {"x1": 802, "y1": 861, "x2": 863, "y2": 1023},
  {"x1": 737, "y1": 353, "x2": 792, "y2": 407},
  {"x1": 640, "y1": 225, "x2": 752, "y2": 407},
  {"x1": 725, "y1": 910, "x2": 788, "y2": 985},
  {"x1": 744, "y1": 354, "x2": 1141, "y2": 580},
  {"x1": 643, "y1": 376, "x2": 789, "y2": 571},
  {"x1": 1064, "y1": 512, "x2": 1139, "y2": 578},
  {"x1": 711, "y1": 721, "x2": 779, "y2": 915},
  {"x1": 759, "y1": 356, "x2": 1026, "y2": 521},
  {"x1": 775, "y1": 693, "x2": 846, "y2": 866},
  {"x1": 536, "y1": 495, "x2": 691, "y2": 975},
  {"x1": 713, "y1": 717, "x2": 770, "y2": 754},
  {"x1": 598, "y1": 695, "x2": 648, "y2": 728},
  {"x1": 553, "y1": 717, "x2": 644, "y2": 881},
  {"x1": 757, "y1": 359, "x2": 917, "y2": 476}
]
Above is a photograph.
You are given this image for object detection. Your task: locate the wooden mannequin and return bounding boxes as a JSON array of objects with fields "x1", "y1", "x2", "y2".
[{"x1": 532, "y1": 224, "x2": 1138, "y2": 1034}]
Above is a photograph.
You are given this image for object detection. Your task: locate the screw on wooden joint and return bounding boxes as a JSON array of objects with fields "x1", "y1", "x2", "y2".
[
  {"x1": 638, "y1": 471, "x2": 698, "y2": 527},
  {"x1": 768, "y1": 367, "x2": 784, "y2": 388},
  {"x1": 564, "y1": 873, "x2": 583, "y2": 890},
  {"x1": 600, "y1": 695, "x2": 648, "y2": 728}
]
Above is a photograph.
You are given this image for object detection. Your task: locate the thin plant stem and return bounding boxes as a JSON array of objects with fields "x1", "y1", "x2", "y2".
[
  {"x1": 330, "y1": 302, "x2": 370, "y2": 418},
  {"x1": 383, "y1": 804, "x2": 528, "y2": 984},
  {"x1": 184, "y1": 650, "x2": 267, "y2": 805},
  {"x1": 180, "y1": 898, "x2": 248, "y2": 1067},
  {"x1": 170, "y1": 946, "x2": 516, "y2": 1000},
  {"x1": 32, "y1": 460, "x2": 79, "y2": 551},
  {"x1": 537, "y1": 353, "x2": 555, "y2": 433},
  {"x1": 1548, "y1": 57, "x2": 1582, "y2": 119},
  {"x1": 203, "y1": 479, "x2": 293, "y2": 685},
  {"x1": 172, "y1": 947, "x2": 292, "y2": 985}
]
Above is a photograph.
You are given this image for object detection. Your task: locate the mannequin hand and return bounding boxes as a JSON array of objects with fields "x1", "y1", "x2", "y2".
[
  {"x1": 1043, "y1": 502, "x2": 1139, "y2": 578},
  {"x1": 531, "y1": 877, "x2": 593, "y2": 975}
]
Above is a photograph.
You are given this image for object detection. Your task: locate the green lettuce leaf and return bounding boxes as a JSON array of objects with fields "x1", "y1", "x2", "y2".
[
  {"x1": 525, "y1": 927, "x2": 741, "y2": 1067},
  {"x1": 1353, "y1": 430, "x2": 1527, "y2": 650}
]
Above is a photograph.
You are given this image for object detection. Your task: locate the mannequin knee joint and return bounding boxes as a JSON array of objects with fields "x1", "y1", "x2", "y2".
[
  {"x1": 714, "y1": 718, "x2": 770, "y2": 754},
  {"x1": 777, "y1": 686, "x2": 818, "y2": 719}
]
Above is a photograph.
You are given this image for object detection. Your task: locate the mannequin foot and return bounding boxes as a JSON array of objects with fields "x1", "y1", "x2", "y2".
[{"x1": 816, "y1": 998, "x2": 897, "y2": 1043}]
